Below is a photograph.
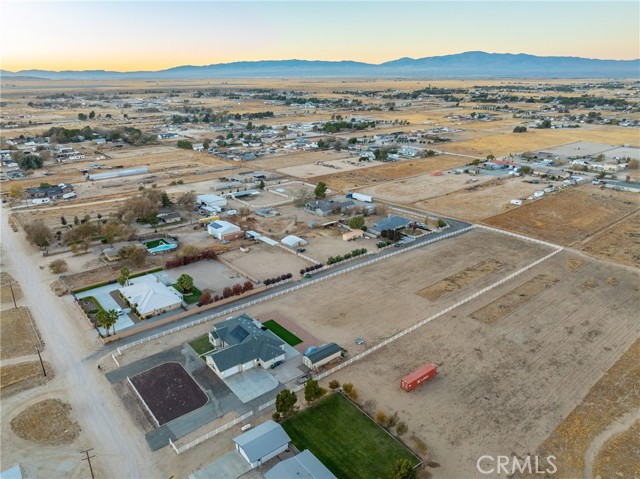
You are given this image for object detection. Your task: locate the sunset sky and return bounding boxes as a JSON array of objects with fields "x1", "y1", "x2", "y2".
[{"x1": 1, "y1": 1, "x2": 638, "y2": 72}]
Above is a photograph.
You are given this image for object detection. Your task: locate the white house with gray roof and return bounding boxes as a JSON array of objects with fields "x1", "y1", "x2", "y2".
[
  {"x1": 369, "y1": 215, "x2": 414, "y2": 236},
  {"x1": 205, "y1": 314, "x2": 286, "y2": 378},
  {"x1": 233, "y1": 420, "x2": 291, "y2": 468}
]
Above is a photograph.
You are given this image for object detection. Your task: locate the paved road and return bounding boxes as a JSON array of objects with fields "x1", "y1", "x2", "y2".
[
  {"x1": 1, "y1": 211, "x2": 160, "y2": 478},
  {"x1": 97, "y1": 217, "x2": 471, "y2": 355}
]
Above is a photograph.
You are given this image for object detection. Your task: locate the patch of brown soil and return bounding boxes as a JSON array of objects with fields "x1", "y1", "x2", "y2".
[
  {"x1": 10, "y1": 399, "x2": 81, "y2": 446},
  {"x1": 470, "y1": 274, "x2": 560, "y2": 325},
  {"x1": 418, "y1": 259, "x2": 505, "y2": 301},
  {"x1": 0, "y1": 272, "x2": 23, "y2": 304}
]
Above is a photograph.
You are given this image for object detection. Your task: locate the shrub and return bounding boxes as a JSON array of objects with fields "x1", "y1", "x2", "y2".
[
  {"x1": 300, "y1": 269, "x2": 305, "y2": 275},
  {"x1": 198, "y1": 291, "x2": 212, "y2": 306},
  {"x1": 375, "y1": 411, "x2": 389, "y2": 426},
  {"x1": 396, "y1": 421, "x2": 409, "y2": 436},
  {"x1": 49, "y1": 259, "x2": 68, "y2": 274},
  {"x1": 387, "y1": 412, "x2": 399, "y2": 428},
  {"x1": 243, "y1": 281, "x2": 254, "y2": 291},
  {"x1": 329, "y1": 380, "x2": 340, "y2": 390}
]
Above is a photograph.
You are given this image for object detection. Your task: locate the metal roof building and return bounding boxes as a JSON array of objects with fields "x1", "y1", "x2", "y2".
[
  {"x1": 87, "y1": 167, "x2": 148, "y2": 181},
  {"x1": 303, "y1": 343, "x2": 342, "y2": 370},
  {"x1": 233, "y1": 420, "x2": 291, "y2": 468},
  {"x1": 265, "y1": 450, "x2": 336, "y2": 479},
  {"x1": 369, "y1": 215, "x2": 414, "y2": 236},
  {"x1": 281, "y1": 235, "x2": 308, "y2": 248}
]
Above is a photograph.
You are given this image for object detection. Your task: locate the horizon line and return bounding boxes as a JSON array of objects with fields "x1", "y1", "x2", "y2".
[{"x1": 3, "y1": 51, "x2": 640, "y2": 74}]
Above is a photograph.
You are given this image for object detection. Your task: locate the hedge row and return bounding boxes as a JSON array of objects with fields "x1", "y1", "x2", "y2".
[
  {"x1": 300, "y1": 264, "x2": 324, "y2": 275},
  {"x1": 327, "y1": 248, "x2": 367, "y2": 265},
  {"x1": 264, "y1": 273, "x2": 293, "y2": 286}
]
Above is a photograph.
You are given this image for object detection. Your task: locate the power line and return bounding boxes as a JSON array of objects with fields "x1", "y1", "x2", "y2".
[{"x1": 81, "y1": 448, "x2": 96, "y2": 479}]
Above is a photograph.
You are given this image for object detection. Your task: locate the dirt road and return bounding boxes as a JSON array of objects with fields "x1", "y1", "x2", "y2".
[{"x1": 0, "y1": 212, "x2": 160, "y2": 478}]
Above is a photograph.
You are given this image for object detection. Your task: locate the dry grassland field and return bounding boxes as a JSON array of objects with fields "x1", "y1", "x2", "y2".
[
  {"x1": 518, "y1": 338, "x2": 640, "y2": 479},
  {"x1": 578, "y1": 211, "x2": 640, "y2": 268},
  {"x1": 359, "y1": 170, "x2": 494, "y2": 204},
  {"x1": 0, "y1": 307, "x2": 42, "y2": 360},
  {"x1": 416, "y1": 177, "x2": 550, "y2": 222},
  {"x1": 314, "y1": 155, "x2": 467, "y2": 192},
  {"x1": 441, "y1": 125, "x2": 640, "y2": 157},
  {"x1": 251, "y1": 150, "x2": 357, "y2": 170},
  {"x1": 324, "y1": 249, "x2": 639, "y2": 479},
  {"x1": 483, "y1": 186, "x2": 640, "y2": 246},
  {"x1": 277, "y1": 157, "x2": 385, "y2": 179},
  {"x1": 244, "y1": 229, "x2": 552, "y2": 348},
  {"x1": 301, "y1": 227, "x2": 375, "y2": 262}
]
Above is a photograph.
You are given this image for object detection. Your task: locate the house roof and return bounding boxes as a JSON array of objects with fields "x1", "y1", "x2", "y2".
[
  {"x1": 208, "y1": 220, "x2": 239, "y2": 232},
  {"x1": 233, "y1": 420, "x2": 291, "y2": 463},
  {"x1": 265, "y1": 450, "x2": 336, "y2": 479},
  {"x1": 207, "y1": 314, "x2": 286, "y2": 372},
  {"x1": 371, "y1": 215, "x2": 413, "y2": 233},
  {"x1": 119, "y1": 275, "x2": 182, "y2": 316},
  {"x1": 305, "y1": 343, "x2": 342, "y2": 365}
]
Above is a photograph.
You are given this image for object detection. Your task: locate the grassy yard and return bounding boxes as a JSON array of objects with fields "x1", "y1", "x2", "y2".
[
  {"x1": 144, "y1": 238, "x2": 169, "y2": 249},
  {"x1": 188, "y1": 334, "x2": 214, "y2": 355},
  {"x1": 282, "y1": 393, "x2": 419, "y2": 479},
  {"x1": 263, "y1": 320, "x2": 302, "y2": 346},
  {"x1": 172, "y1": 284, "x2": 203, "y2": 305}
]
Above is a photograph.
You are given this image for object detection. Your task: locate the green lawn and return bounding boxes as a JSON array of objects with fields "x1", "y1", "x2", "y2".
[
  {"x1": 282, "y1": 394, "x2": 419, "y2": 479},
  {"x1": 188, "y1": 334, "x2": 214, "y2": 355},
  {"x1": 263, "y1": 320, "x2": 302, "y2": 346},
  {"x1": 144, "y1": 238, "x2": 169, "y2": 249},
  {"x1": 172, "y1": 284, "x2": 203, "y2": 305}
]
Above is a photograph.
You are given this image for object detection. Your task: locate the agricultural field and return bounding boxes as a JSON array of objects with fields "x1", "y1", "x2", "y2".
[
  {"x1": 325, "y1": 250, "x2": 639, "y2": 478},
  {"x1": 483, "y1": 186, "x2": 640, "y2": 246},
  {"x1": 283, "y1": 393, "x2": 420, "y2": 479}
]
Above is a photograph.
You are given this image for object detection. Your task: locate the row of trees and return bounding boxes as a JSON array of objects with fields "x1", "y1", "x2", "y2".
[
  {"x1": 263, "y1": 273, "x2": 292, "y2": 286},
  {"x1": 299, "y1": 264, "x2": 323, "y2": 275},
  {"x1": 327, "y1": 248, "x2": 367, "y2": 265}
]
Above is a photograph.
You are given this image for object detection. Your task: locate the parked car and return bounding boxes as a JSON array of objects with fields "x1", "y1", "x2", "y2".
[
  {"x1": 296, "y1": 248, "x2": 306, "y2": 253},
  {"x1": 270, "y1": 360, "x2": 284, "y2": 369}
]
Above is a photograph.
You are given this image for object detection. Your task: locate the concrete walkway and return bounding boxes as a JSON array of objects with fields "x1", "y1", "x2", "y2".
[{"x1": 189, "y1": 451, "x2": 251, "y2": 479}]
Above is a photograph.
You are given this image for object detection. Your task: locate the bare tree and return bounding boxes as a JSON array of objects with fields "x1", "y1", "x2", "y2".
[{"x1": 24, "y1": 221, "x2": 53, "y2": 247}]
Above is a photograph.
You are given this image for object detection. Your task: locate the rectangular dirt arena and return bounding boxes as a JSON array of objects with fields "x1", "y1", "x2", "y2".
[
  {"x1": 221, "y1": 242, "x2": 313, "y2": 282},
  {"x1": 244, "y1": 229, "x2": 554, "y2": 348},
  {"x1": 326, "y1": 250, "x2": 640, "y2": 479},
  {"x1": 129, "y1": 362, "x2": 208, "y2": 426}
]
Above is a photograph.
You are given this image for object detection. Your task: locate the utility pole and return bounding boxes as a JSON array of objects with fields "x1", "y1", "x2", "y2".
[
  {"x1": 9, "y1": 281, "x2": 17, "y2": 309},
  {"x1": 81, "y1": 448, "x2": 96, "y2": 479},
  {"x1": 35, "y1": 345, "x2": 46, "y2": 377}
]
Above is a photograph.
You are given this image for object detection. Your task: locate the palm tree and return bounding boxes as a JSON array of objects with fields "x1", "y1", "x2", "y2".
[
  {"x1": 117, "y1": 266, "x2": 130, "y2": 286},
  {"x1": 95, "y1": 309, "x2": 118, "y2": 336}
]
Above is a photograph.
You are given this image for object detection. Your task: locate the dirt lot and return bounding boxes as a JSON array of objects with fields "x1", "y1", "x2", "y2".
[
  {"x1": 302, "y1": 226, "x2": 374, "y2": 263},
  {"x1": 321, "y1": 250, "x2": 639, "y2": 478},
  {"x1": 578, "y1": 210, "x2": 640, "y2": 268},
  {"x1": 418, "y1": 259, "x2": 505, "y2": 301},
  {"x1": 62, "y1": 259, "x2": 165, "y2": 291},
  {"x1": 278, "y1": 157, "x2": 385, "y2": 179},
  {"x1": 359, "y1": 171, "x2": 494, "y2": 204},
  {"x1": 0, "y1": 307, "x2": 43, "y2": 359},
  {"x1": 313, "y1": 155, "x2": 467, "y2": 193},
  {"x1": 10, "y1": 398, "x2": 81, "y2": 446},
  {"x1": 441, "y1": 125, "x2": 640, "y2": 158},
  {"x1": 1, "y1": 272, "x2": 23, "y2": 304},
  {"x1": 483, "y1": 186, "x2": 639, "y2": 245},
  {"x1": 470, "y1": 274, "x2": 560, "y2": 324},
  {"x1": 130, "y1": 362, "x2": 208, "y2": 426},
  {"x1": 416, "y1": 177, "x2": 549, "y2": 222},
  {"x1": 168, "y1": 260, "x2": 250, "y2": 296},
  {"x1": 221, "y1": 242, "x2": 312, "y2": 281},
  {"x1": 251, "y1": 150, "x2": 353, "y2": 170},
  {"x1": 1, "y1": 361, "x2": 53, "y2": 397},
  {"x1": 521, "y1": 338, "x2": 640, "y2": 478}
]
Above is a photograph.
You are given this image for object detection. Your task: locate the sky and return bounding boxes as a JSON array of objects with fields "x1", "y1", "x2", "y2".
[{"x1": 1, "y1": 1, "x2": 638, "y2": 72}]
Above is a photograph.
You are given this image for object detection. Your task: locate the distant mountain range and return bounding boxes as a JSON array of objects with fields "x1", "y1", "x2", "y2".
[{"x1": 2, "y1": 52, "x2": 638, "y2": 80}]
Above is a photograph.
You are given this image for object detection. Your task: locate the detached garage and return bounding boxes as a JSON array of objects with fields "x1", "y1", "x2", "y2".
[
  {"x1": 233, "y1": 420, "x2": 291, "y2": 468},
  {"x1": 303, "y1": 343, "x2": 343, "y2": 370}
]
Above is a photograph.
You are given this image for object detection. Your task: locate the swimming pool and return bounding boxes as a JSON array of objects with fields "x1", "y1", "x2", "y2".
[{"x1": 147, "y1": 243, "x2": 177, "y2": 254}]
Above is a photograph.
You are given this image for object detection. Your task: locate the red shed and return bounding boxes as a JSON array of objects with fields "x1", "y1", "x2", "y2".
[{"x1": 400, "y1": 363, "x2": 437, "y2": 391}]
